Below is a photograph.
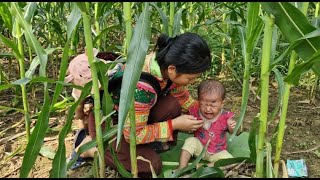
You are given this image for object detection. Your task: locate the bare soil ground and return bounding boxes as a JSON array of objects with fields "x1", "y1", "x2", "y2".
[{"x1": 0, "y1": 58, "x2": 319, "y2": 178}]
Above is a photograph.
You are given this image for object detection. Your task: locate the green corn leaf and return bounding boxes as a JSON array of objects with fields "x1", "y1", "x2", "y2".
[
  {"x1": 214, "y1": 157, "x2": 251, "y2": 167},
  {"x1": 248, "y1": 114, "x2": 260, "y2": 163},
  {"x1": 230, "y1": 2, "x2": 264, "y2": 142},
  {"x1": 246, "y1": 2, "x2": 263, "y2": 53},
  {"x1": 0, "y1": 83, "x2": 15, "y2": 91},
  {"x1": 50, "y1": 82, "x2": 92, "y2": 178},
  {"x1": 93, "y1": 152, "x2": 99, "y2": 178},
  {"x1": 261, "y1": 2, "x2": 320, "y2": 77},
  {"x1": 75, "y1": 2, "x2": 88, "y2": 15},
  {"x1": 227, "y1": 132, "x2": 250, "y2": 158},
  {"x1": 51, "y1": 38, "x2": 72, "y2": 105},
  {"x1": 114, "y1": 9, "x2": 123, "y2": 27},
  {"x1": 95, "y1": 60, "x2": 114, "y2": 116},
  {"x1": 0, "y1": 33, "x2": 23, "y2": 60},
  {"x1": 190, "y1": 166, "x2": 224, "y2": 178},
  {"x1": 51, "y1": 98, "x2": 73, "y2": 112},
  {"x1": 0, "y1": 76, "x2": 89, "y2": 92},
  {"x1": 39, "y1": 146, "x2": 56, "y2": 160},
  {"x1": 96, "y1": 2, "x2": 113, "y2": 18},
  {"x1": 238, "y1": 26, "x2": 246, "y2": 64},
  {"x1": 172, "y1": 7, "x2": 183, "y2": 37},
  {"x1": 93, "y1": 24, "x2": 121, "y2": 46},
  {"x1": 25, "y1": 48, "x2": 57, "y2": 78},
  {"x1": 0, "y1": 52, "x2": 14, "y2": 57},
  {"x1": 285, "y1": 49, "x2": 320, "y2": 85},
  {"x1": 0, "y1": 2, "x2": 13, "y2": 32},
  {"x1": 49, "y1": 19, "x2": 64, "y2": 37},
  {"x1": 10, "y1": 2, "x2": 47, "y2": 78},
  {"x1": 0, "y1": 105, "x2": 26, "y2": 114},
  {"x1": 116, "y1": 2, "x2": 151, "y2": 148},
  {"x1": 67, "y1": 3, "x2": 82, "y2": 39},
  {"x1": 150, "y1": 2, "x2": 169, "y2": 34},
  {"x1": 23, "y1": 2, "x2": 37, "y2": 23},
  {"x1": 270, "y1": 26, "x2": 279, "y2": 64},
  {"x1": 12, "y1": 76, "x2": 55, "y2": 86},
  {"x1": 266, "y1": 142, "x2": 274, "y2": 178},
  {"x1": 19, "y1": 86, "x2": 51, "y2": 177},
  {"x1": 269, "y1": 68, "x2": 285, "y2": 122},
  {"x1": 270, "y1": 28, "x2": 320, "y2": 70}
]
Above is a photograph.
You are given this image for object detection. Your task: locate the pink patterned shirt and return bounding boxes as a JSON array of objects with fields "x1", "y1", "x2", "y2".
[{"x1": 190, "y1": 102, "x2": 235, "y2": 154}]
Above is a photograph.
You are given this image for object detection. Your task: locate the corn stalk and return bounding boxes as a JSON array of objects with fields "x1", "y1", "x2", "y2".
[
  {"x1": 169, "y1": 2, "x2": 174, "y2": 36},
  {"x1": 123, "y1": 2, "x2": 138, "y2": 177},
  {"x1": 229, "y1": 2, "x2": 263, "y2": 142},
  {"x1": 94, "y1": 3, "x2": 101, "y2": 51},
  {"x1": 256, "y1": 13, "x2": 274, "y2": 178},
  {"x1": 273, "y1": 2, "x2": 309, "y2": 177},
  {"x1": 77, "y1": 2, "x2": 105, "y2": 177},
  {"x1": 14, "y1": 9, "x2": 31, "y2": 142},
  {"x1": 309, "y1": 2, "x2": 319, "y2": 104}
]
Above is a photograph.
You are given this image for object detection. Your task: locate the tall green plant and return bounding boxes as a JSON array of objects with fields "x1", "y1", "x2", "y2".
[
  {"x1": 229, "y1": 2, "x2": 263, "y2": 142},
  {"x1": 8, "y1": 2, "x2": 53, "y2": 177},
  {"x1": 123, "y1": 2, "x2": 138, "y2": 177},
  {"x1": 169, "y1": 2, "x2": 174, "y2": 36},
  {"x1": 94, "y1": 3, "x2": 101, "y2": 51},
  {"x1": 76, "y1": 2, "x2": 105, "y2": 177},
  {"x1": 15, "y1": 19, "x2": 31, "y2": 142},
  {"x1": 116, "y1": 2, "x2": 151, "y2": 149},
  {"x1": 272, "y1": 2, "x2": 309, "y2": 177},
  {"x1": 256, "y1": 13, "x2": 274, "y2": 178},
  {"x1": 261, "y1": 2, "x2": 320, "y2": 83},
  {"x1": 0, "y1": 2, "x2": 31, "y2": 142},
  {"x1": 123, "y1": 2, "x2": 132, "y2": 55}
]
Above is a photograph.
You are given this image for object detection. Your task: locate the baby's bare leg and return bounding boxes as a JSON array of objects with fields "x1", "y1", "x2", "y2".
[
  {"x1": 75, "y1": 135, "x2": 98, "y2": 158},
  {"x1": 178, "y1": 149, "x2": 192, "y2": 169}
]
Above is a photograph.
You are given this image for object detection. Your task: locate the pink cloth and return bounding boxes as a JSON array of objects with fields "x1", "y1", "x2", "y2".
[
  {"x1": 191, "y1": 105, "x2": 235, "y2": 154},
  {"x1": 64, "y1": 48, "x2": 107, "y2": 99}
]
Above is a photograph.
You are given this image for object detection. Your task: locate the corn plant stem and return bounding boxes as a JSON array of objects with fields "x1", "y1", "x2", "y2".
[
  {"x1": 123, "y1": 2, "x2": 132, "y2": 55},
  {"x1": 230, "y1": 2, "x2": 261, "y2": 142},
  {"x1": 256, "y1": 14, "x2": 274, "y2": 178},
  {"x1": 129, "y1": 100, "x2": 138, "y2": 178},
  {"x1": 188, "y1": 2, "x2": 193, "y2": 30},
  {"x1": 16, "y1": 23, "x2": 30, "y2": 142},
  {"x1": 94, "y1": 3, "x2": 100, "y2": 51},
  {"x1": 81, "y1": 3, "x2": 105, "y2": 177},
  {"x1": 123, "y1": 2, "x2": 138, "y2": 177},
  {"x1": 220, "y1": 12, "x2": 227, "y2": 76},
  {"x1": 316, "y1": 2, "x2": 320, "y2": 16},
  {"x1": 310, "y1": 2, "x2": 319, "y2": 102},
  {"x1": 169, "y1": 2, "x2": 174, "y2": 36},
  {"x1": 273, "y1": 51, "x2": 297, "y2": 177},
  {"x1": 273, "y1": 3, "x2": 309, "y2": 177}
]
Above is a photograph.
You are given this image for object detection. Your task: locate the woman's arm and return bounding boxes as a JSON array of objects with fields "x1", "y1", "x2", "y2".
[{"x1": 121, "y1": 83, "x2": 174, "y2": 144}]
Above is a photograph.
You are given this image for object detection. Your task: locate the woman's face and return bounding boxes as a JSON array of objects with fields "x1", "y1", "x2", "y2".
[{"x1": 167, "y1": 65, "x2": 202, "y2": 86}]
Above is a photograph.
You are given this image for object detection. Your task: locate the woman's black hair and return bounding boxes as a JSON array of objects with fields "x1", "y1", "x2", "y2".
[{"x1": 154, "y1": 32, "x2": 212, "y2": 74}]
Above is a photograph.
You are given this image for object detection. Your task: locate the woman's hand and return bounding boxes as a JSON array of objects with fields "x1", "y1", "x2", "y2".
[{"x1": 172, "y1": 115, "x2": 204, "y2": 132}]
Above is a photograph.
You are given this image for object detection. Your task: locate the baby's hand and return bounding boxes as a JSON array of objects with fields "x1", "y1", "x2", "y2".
[{"x1": 227, "y1": 118, "x2": 236, "y2": 131}]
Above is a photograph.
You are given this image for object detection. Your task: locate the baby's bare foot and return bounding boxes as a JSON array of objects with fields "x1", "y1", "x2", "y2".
[{"x1": 162, "y1": 142, "x2": 170, "y2": 151}]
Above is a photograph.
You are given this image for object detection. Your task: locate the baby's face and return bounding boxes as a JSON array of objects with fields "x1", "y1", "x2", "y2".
[{"x1": 199, "y1": 92, "x2": 224, "y2": 120}]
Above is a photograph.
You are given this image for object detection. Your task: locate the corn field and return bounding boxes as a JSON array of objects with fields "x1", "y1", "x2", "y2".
[{"x1": 0, "y1": 2, "x2": 319, "y2": 178}]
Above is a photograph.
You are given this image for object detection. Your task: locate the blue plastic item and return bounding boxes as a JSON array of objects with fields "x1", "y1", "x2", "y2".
[{"x1": 286, "y1": 159, "x2": 308, "y2": 178}]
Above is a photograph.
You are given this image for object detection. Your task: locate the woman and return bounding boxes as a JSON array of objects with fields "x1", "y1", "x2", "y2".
[{"x1": 69, "y1": 32, "x2": 212, "y2": 177}]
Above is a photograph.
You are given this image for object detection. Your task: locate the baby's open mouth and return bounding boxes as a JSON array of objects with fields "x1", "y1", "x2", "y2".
[{"x1": 204, "y1": 113, "x2": 214, "y2": 117}]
